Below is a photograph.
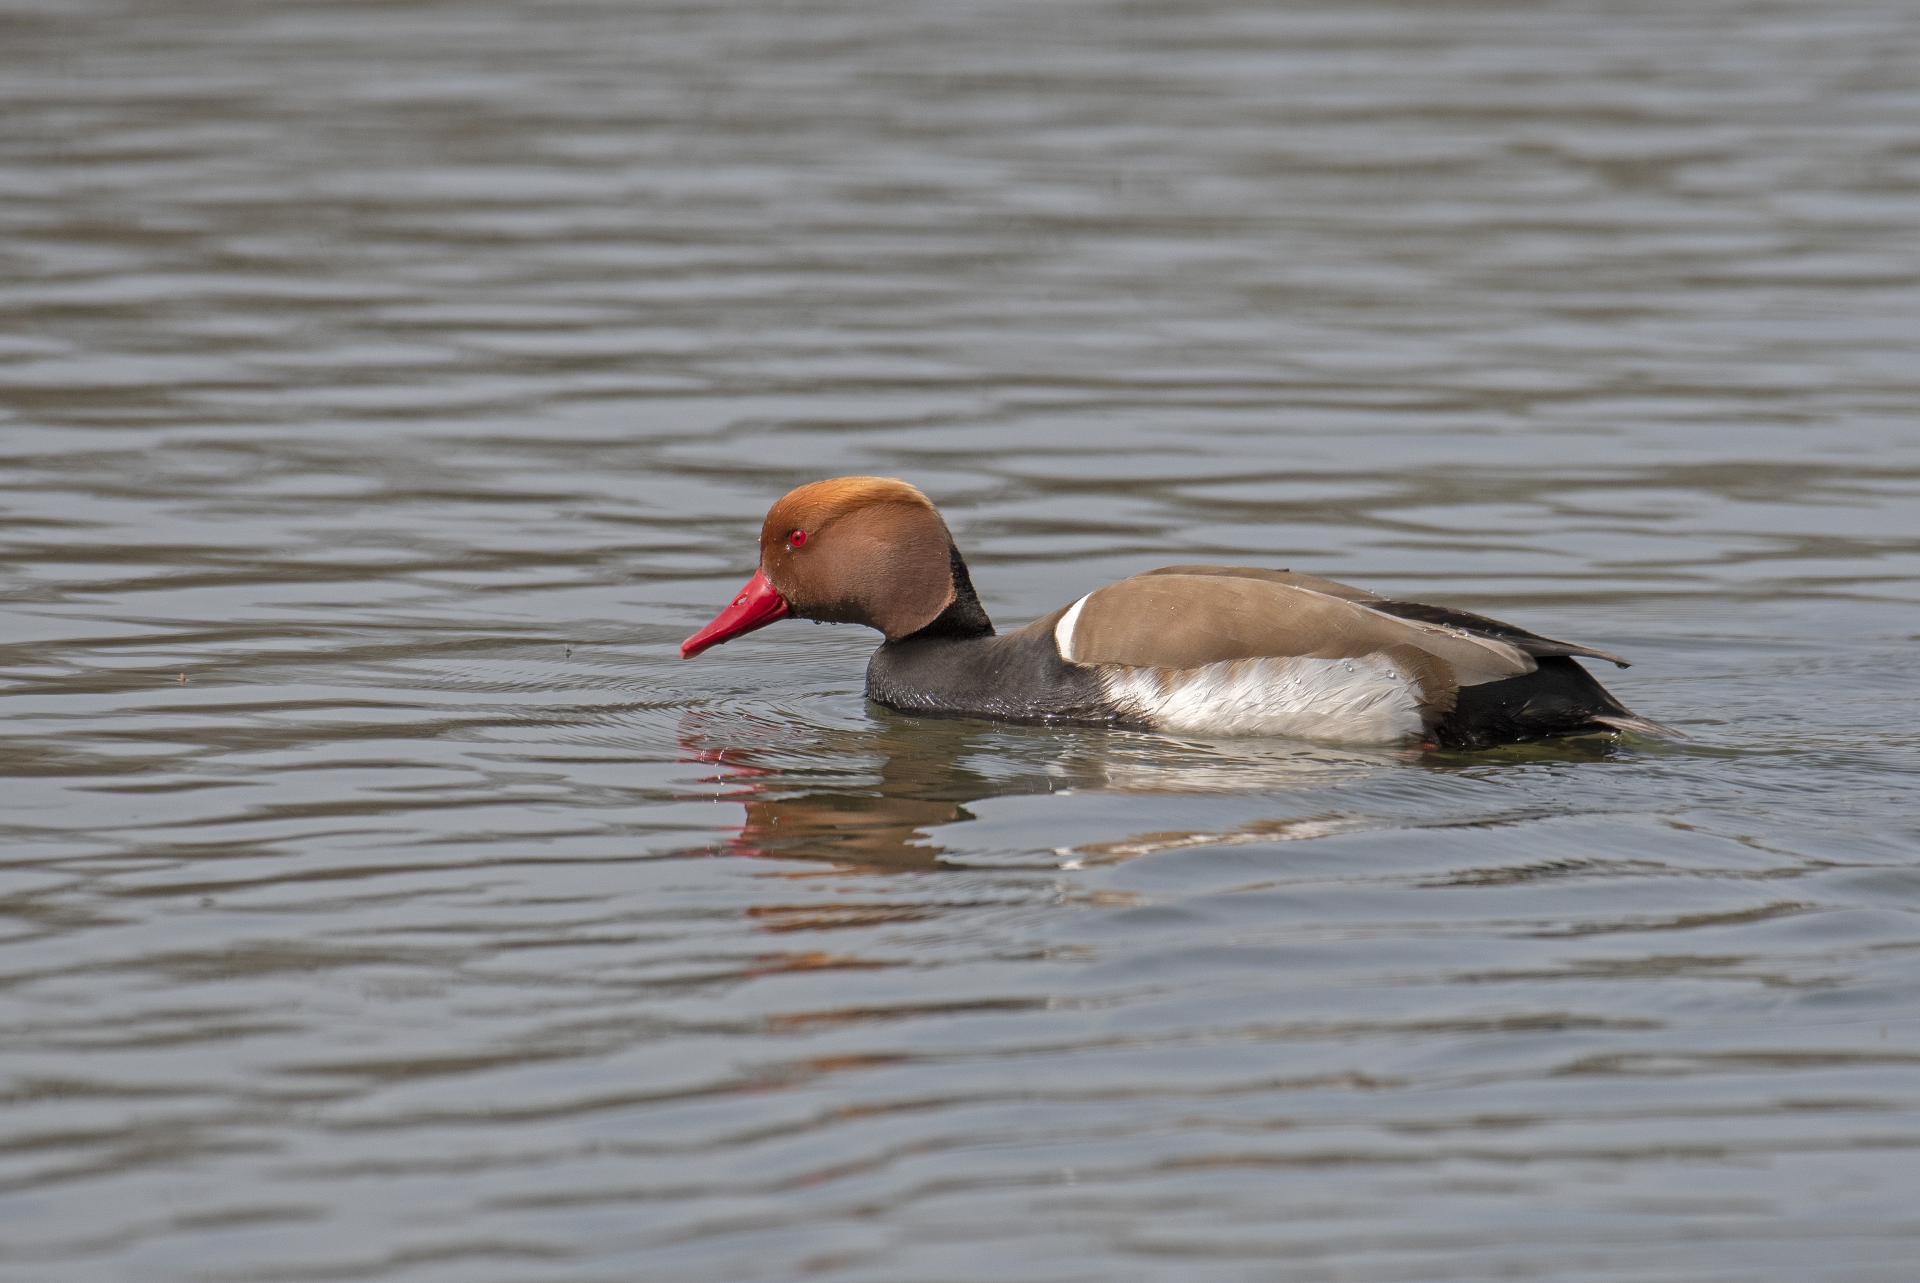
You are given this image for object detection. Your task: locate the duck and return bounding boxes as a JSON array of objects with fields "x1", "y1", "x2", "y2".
[{"x1": 680, "y1": 477, "x2": 1678, "y2": 749}]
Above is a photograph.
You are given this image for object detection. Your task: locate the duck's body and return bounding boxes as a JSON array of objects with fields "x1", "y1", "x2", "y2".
[{"x1": 683, "y1": 477, "x2": 1676, "y2": 749}]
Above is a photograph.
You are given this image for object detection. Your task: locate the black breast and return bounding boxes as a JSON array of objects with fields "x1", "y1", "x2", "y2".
[{"x1": 865, "y1": 626, "x2": 1123, "y2": 726}]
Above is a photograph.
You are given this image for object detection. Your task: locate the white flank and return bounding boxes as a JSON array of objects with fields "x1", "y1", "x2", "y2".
[
  {"x1": 1100, "y1": 655, "x2": 1426, "y2": 744},
  {"x1": 1053, "y1": 593, "x2": 1090, "y2": 662}
]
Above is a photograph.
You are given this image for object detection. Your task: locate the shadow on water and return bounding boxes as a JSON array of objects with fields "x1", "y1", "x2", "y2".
[
  {"x1": 679, "y1": 714, "x2": 994, "y2": 871},
  {"x1": 676, "y1": 706, "x2": 1659, "y2": 872}
]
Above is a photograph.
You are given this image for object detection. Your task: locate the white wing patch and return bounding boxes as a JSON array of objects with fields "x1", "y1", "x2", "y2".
[
  {"x1": 1053, "y1": 593, "x2": 1091, "y2": 662},
  {"x1": 1100, "y1": 654, "x2": 1426, "y2": 744}
]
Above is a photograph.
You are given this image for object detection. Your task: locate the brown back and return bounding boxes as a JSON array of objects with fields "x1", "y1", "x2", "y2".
[
  {"x1": 1066, "y1": 572, "x2": 1535, "y2": 688},
  {"x1": 1136, "y1": 564, "x2": 1386, "y2": 603}
]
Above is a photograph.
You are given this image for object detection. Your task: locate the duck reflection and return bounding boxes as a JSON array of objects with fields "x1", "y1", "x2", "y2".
[
  {"x1": 679, "y1": 713, "x2": 1000, "y2": 870},
  {"x1": 678, "y1": 709, "x2": 1434, "y2": 872}
]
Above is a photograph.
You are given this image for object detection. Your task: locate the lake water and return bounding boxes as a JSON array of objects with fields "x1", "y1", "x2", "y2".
[{"x1": 3, "y1": 1, "x2": 1918, "y2": 1279}]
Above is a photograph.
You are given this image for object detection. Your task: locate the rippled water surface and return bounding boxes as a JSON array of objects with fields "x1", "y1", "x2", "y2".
[{"x1": 4, "y1": 1, "x2": 1920, "y2": 1279}]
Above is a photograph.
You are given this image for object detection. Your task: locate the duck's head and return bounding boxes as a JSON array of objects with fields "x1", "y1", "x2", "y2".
[{"x1": 680, "y1": 477, "x2": 988, "y2": 658}]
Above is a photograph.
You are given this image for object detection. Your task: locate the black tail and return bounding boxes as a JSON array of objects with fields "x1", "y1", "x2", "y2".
[{"x1": 1434, "y1": 656, "x2": 1680, "y2": 749}]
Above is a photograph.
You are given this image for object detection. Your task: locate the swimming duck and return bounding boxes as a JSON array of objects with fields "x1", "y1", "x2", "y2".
[{"x1": 680, "y1": 477, "x2": 1676, "y2": 749}]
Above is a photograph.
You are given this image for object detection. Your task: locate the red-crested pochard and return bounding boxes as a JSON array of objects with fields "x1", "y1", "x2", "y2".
[{"x1": 681, "y1": 477, "x2": 1678, "y2": 749}]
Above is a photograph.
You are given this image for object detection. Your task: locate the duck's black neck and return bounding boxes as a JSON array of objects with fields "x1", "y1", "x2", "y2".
[{"x1": 898, "y1": 544, "x2": 994, "y2": 642}]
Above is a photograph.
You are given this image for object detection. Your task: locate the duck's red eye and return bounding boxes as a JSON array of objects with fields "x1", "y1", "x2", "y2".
[{"x1": 787, "y1": 529, "x2": 807, "y2": 548}]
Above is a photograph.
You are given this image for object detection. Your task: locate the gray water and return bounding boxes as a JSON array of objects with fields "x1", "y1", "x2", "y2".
[{"x1": 3, "y1": 1, "x2": 1919, "y2": 1280}]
